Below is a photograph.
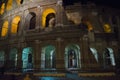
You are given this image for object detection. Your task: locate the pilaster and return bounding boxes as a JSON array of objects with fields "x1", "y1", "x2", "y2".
[
  {"x1": 81, "y1": 35, "x2": 90, "y2": 70},
  {"x1": 34, "y1": 40, "x2": 41, "y2": 69},
  {"x1": 17, "y1": 45, "x2": 23, "y2": 70},
  {"x1": 56, "y1": 38, "x2": 65, "y2": 70}
]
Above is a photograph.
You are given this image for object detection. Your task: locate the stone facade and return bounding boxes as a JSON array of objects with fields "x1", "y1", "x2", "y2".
[{"x1": 0, "y1": 0, "x2": 120, "y2": 76}]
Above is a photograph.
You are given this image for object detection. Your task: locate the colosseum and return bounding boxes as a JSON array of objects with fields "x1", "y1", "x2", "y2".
[{"x1": 0, "y1": 0, "x2": 120, "y2": 80}]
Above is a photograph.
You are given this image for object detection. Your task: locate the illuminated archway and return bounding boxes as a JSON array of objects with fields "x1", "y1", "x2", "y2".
[
  {"x1": 41, "y1": 45, "x2": 56, "y2": 69},
  {"x1": 6, "y1": 0, "x2": 13, "y2": 11},
  {"x1": 65, "y1": 44, "x2": 81, "y2": 69},
  {"x1": 0, "y1": 3, "x2": 5, "y2": 15},
  {"x1": 80, "y1": 17, "x2": 93, "y2": 31},
  {"x1": 103, "y1": 24, "x2": 112, "y2": 33},
  {"x1": 90, "y1": 48, "x2": 98, "y2": 62},
  {"x1": 22, "y1": 47, "x2": 33, "y2": 71},
  {"x1": 45, "y1": 13, "x2": 55, "y2": 27},
  {"x1": 16, "y1": 0, "x2": 23, "y2": 5},
  {"x1": 103, "y1": 48, "x2": 116, "y2": 68},
  {"x1": 42, "y1": 8, "x2": 56, "y2": 28},
  {"x1": 1, "y1": 21, "x2": 9, "y2": 37},
  {"x1": 86, "y1": 21, "x2": 93, "y2": 31},
  {"x1": 11, "y1": 16, "x2": 21, "y2": 34}
]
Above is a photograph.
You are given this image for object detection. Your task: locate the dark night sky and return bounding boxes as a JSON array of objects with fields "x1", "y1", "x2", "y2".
[
  {"x1": 63, "y1": 0, "x2": 120, "y2": 9},
  {"x1": 0, "y1": 0, "x2": 119, "y2": 9}
]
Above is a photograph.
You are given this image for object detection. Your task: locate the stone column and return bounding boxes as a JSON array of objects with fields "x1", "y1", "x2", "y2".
[
  {"x1": 88, "y1": 31, "x2": 95, "y2": 42},
  {"x1": 33, "y1": 40, "x2": 41, "y2": 70},
  {"x1": 18, "y1": 11, "x2": 25, "y2": 36},
  {"x1": 8, "y1": 15, "x2": 14, "y2": 37},
  {"x1": 81, "y1": 35, "x2": 90, "y2": 70},
  {"x1": 38, "y1": 6, "x2": 43, "y2": 29},
  {"x1": 56, "y1": 0, "x2": 63, "y2": 26},
  {"x1": 79, "y1": 38, "x2": 83, "y2": 69},
  {"x1": 17, "y1": 45, "x2": 23, "y2": 70},
  {"x1": 56, "y1": 38, "x2": 65, "y2": 71},
  {"x1": 36, "y1": 6, "x2": 42, "y2": 30}
]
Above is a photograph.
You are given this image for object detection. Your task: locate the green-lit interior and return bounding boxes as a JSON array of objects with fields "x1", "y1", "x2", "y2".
[
  {"x1": 22, "y1": 47, "x2": 33, "y2": 69},
  {"x1": 41, "y1": 45, "x2": 55, "y2": 69},
  {"x1": 65, "y1": 44, "x2": 80, "y2": 69}
]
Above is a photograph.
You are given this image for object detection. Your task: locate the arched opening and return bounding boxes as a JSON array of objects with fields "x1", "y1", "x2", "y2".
[
  {"x1": 42, "y1": 8, "x2": 56, "y2": 28},
  {"x1": 1, "y1": 21, "x2": 9, "y2": 37},
  {"x1": 45, "y1": 13, "x2": 55, "y2": 27},
  {"x1": 9, "y1": 48, "x2": 18, "y2": 69},
  {"x1": 0, "y1": 51, "x2": 5, "y2": 68},
  {"x1": 25, "y1": 12, "x2": 36, "y2": 30},
  {"x1": 0, "y1": 3, "x2": 5, "y2": 15},
  {"x1": 11, "y1": 16, "x2": 21, "y2": 34},
  {"x1": 103, "y1": 24, "x2": 112, "y2": 33},
  {"x1": 79, "y1": 17, "x2": 93, "y2": 31},
  {"x1": 20, "y1": 0, "x2": 23, "y2": 4},
  {"x1": 41, "y1": 45, "x2": 56, "y2": 69},
  {"x1": 68, "y1": 49, "x2": 77, "y2": 68},
  {"x1": 65, "y1": 44, "x2": 81, "y2": 69},
  {"x1": 90, "y1": 48, "x2": 98, "y2": 62},
  {"x1": 16, "y1": 0, "x2": 23, "y2": 5},
  {"x1": 86, "y1": 21, "x2": 93, "y2": 31},
  {"x1": 22, "y1": 47, "x2": 33, "y2": 71},
  {"x1": 6, "y1": 0, "x2": 12, "y2": 11},
  {"x1": 29, "y1": 12, "x2": 36, "y2": 29},
  {"x1": 103, "y1": 48, "x2": 116, "y2": 68}
]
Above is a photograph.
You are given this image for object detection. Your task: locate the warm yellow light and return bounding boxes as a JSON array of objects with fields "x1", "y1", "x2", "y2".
[
  {"x1": 11, "y1": 16, "x2": 21, "y2": 34},
  {"x1": 42, "y1": 8, "x2": 56, "y2": 28},
  {"x1": 0, "y1": 3, "x2": 5, "y2": 15},
  {"x1": 1, "y1": 21, "x2": 9, "y2": 37},
  {"x1": 6, "y1": 0, "x2": 13, "y2": 11},
  {"x1": 103, "y1": 24, "x2": 111, "y2": 33},
  {"x1": 16, "y1": 0, "x2": 21, "y2": 5},
  {"x1": 86, "y1": 21, "x2": 93, "y2": 31}
]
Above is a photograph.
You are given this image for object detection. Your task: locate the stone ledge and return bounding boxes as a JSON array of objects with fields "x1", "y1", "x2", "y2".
[
  {"x1": 4, "y1": 72, "x2": 22, "y2": 76},
  {"x1": 78, "y1": 72, "x2": 115, "y2": 77},
  {"x1": 33, "y1": 73, "x2": 66, "y2": 77}
]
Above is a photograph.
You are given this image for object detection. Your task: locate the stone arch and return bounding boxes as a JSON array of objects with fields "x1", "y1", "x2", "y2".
[
  {"x1": 6, "y1": 0, "x2": 13, "y2": 11},
  {"x1": 103, "y1": 48, "x2": 116, "y2": 68},
  {"x1": 1, "y1": 21, "x2": 9, "y2": 37},
  {"x1": 0, "y1": 3, "x2": 5, "y2": 15},
  {"x1": 103, "y1": 23, "x2": 112, "y2": 33},
  {"x1": 45, "y1": 13, "x2": 55, "y2": 28},
  {"x1": 65, "y1": 44, "x2": 81, "y2": 69},
  {"x1": 25, "y1": 12, "x2": 36, "y2": 30},
  {"x1": 41, "y1": 45, "x2": 56, "y2": 69},
  {"x1": 22, "y1": 47, "x2": 34, "y2": 71},
  {"x1": 79, "y1": 17, "x2": 93, "y2": 31},
  {"x1": 16, "y1": 0, "x2": 24, "y2": 5},
  {"x1": 42, "y1": 8, "x2": 56, "y2": 28},
  {"x1": 90, "y1": 48, "x2": 98, "y2": 62},
  {"x1": 11, "y1": 16, "x2": 21, "y2": 34}
]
